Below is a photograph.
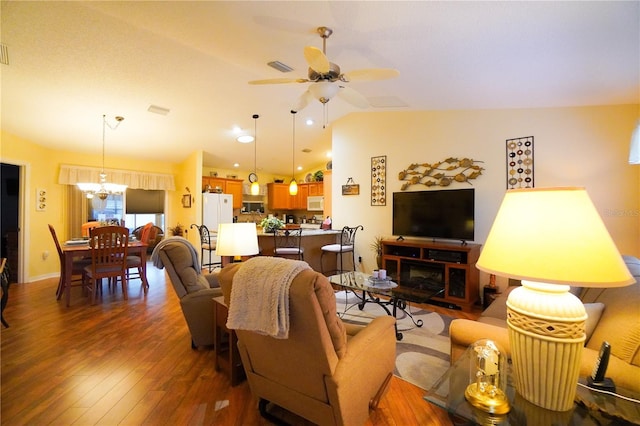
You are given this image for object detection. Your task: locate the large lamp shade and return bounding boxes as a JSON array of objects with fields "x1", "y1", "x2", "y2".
[
  {"x1": 477, "y1": 187, "x2": 633, "y2": 411},
  {"x1": 215, "y1": 223, "x2": 259, "y2": 258}
]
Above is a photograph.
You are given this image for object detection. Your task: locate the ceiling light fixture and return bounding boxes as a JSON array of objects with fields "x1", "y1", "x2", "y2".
[
  {"x1": 237, "y1": 134, "x2": 254, "y2": 143},
  {"x1": 289, "y1": 110, "x2": 298, "y2": 196},
  {"x1": 629, "y1": 119, "x2": 639, "y2": 164},
  {"x1": 77, "y1": 114, "x2": 127, "y2": 200},
  {"x1": 250, "y1": 114, "x2": 260, "y2": 195}
]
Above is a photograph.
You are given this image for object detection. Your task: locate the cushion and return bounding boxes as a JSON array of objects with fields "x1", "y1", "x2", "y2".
[{"x1": 583, "y1": 302, "x2": 605, "y2": 343}]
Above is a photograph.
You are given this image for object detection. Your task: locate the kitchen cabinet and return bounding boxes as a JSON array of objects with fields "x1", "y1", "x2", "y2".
[
  {"x1": 294, "y1": 184, "x2": 309, "y2": 210},
  {"x1": 308, "y1": 182, "x2": 323, "y2": 196},
  {"x1": 202, "y1": 177, "x2": 243, "y2": 209},
  {"x1": 267, "y1": 183, "x2": 292, "y2": 210}
]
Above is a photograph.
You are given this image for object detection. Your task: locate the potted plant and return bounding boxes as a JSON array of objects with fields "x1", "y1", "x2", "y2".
[
  {"x1": 313, "y1": 170, "x2": 324, "y2": 182},
  {"x1": 260, "y1": 217, "x2": 285, "y2": 233},
  {"x1": 168, "y1": 223, "x2": 185, "y2": 236},
  {"x1": 370, "y1": 235, "x2": 384, "y2": 269}
]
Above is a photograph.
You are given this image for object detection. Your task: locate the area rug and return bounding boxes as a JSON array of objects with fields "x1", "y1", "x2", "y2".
[{"x1": 335, "y1": 291, "x2": 453, "y2": 391}]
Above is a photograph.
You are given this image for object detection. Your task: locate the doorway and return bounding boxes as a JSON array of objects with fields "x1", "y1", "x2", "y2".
[{"x1": 1, "y1": 163, "x2": 20, "y2": 283}]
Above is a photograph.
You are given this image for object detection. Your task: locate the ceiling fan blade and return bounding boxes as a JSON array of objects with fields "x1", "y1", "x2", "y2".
[
  {"x1": 248, "y1": 78, "x2": 309, "y2": 85},
  {"x1": 342, "y1": 68, "x2": 400, "y2": 82},
  {"x1": 303, "y1": 46, "x2": 330, "y2": 74},
  {"x1": 293, "y1": 90, "x2": 314, "y2": 112},
  {"x1": 338, "y1": 86, "x2": 369, "y2": 109}
]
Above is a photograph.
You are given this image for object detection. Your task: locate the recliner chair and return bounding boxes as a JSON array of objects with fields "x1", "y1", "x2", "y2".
[
  {"x1": 218, "y1": 259, "x2": 396, "y2": 426},
  {"x1": 152, "y1": 237, "x2": 222, "y2": 348}
]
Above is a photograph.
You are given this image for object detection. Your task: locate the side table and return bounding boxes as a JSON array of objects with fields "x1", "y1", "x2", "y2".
[{"x1": 213, "y1": 296, "x2": 245, "y2": 386}]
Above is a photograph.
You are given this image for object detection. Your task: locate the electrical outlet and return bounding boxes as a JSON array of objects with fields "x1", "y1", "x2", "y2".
[{"x1": 358, "y1": 256, "x2": 362, "y2": 263}]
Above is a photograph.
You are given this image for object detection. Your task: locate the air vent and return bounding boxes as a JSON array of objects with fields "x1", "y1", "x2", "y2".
[
  {"x1": 0, "y1": 43, "x2": 9, "y2": 65},
  {"x1": 147, "y1": 105, "x2": 170, "y2": 115},
  {"x1": 267, "y1": 61, "x2": 293, "y2": 73}
]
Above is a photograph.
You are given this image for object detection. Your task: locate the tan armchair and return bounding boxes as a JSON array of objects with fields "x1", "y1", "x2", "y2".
[
  {"x1": 152, "y1": 237, "x2": 222, "y2": 349},
  {"x1": 218, "y1": 260, "x2": 396, "y2": 426}
]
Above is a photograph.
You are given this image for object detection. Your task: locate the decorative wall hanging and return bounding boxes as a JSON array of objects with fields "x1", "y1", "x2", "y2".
[
  {"x1": 398, "y1": 157, "x2": 484, "y2": 190},
  {"x1": 181, "y1": 194, "x2": 192, "y2": 208},
  {"x1": 371, "y1": 155, "x2": 386, "y2": 206},
  {"x1": 506, "y1": 136, "x2": 534, "y2": 189},
  {"x1": 341, "y1": 177, "x2": 360, "y2": 195},
  {"x1": 36, "y1": 188, "x2": 47, "y2": 212}
]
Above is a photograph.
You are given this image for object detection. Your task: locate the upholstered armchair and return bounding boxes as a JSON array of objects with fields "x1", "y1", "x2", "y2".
[
  {"x1": 152, "y1": 237, "x2": 222, "y2": 349},
  {"x1": 218, "y1": 259, "x2": 396, "y2": 426}
]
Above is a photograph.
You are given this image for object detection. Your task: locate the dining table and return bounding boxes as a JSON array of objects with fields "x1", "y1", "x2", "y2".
[{"x1": 61, "y1": 239, "x2": 149, "y2": 303}]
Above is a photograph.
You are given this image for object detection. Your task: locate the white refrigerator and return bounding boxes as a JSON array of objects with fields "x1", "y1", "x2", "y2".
[{"x1": 202, "y1": 193, "x2": 234, "y2": 265}]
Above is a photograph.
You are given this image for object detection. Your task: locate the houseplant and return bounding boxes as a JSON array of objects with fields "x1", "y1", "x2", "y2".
[
  {"x1": 260, "y1": 217, "x2": 284, "y2": 233},
  {"x1": 168, "y1": 223, "x2": 185, "y2": 236},
  {"x1": 370, "y1": 235, "x2": 384, "y2": 269}
]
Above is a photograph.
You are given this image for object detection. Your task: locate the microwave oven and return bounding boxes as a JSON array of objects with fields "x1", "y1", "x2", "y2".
[{"x1": 307, "y1": 196, "x2": 324, "y2": 211}]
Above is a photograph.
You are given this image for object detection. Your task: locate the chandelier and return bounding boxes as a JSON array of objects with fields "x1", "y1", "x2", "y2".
[{"x1": 77, "y1": 114, "x2": 127, "y2": 200}]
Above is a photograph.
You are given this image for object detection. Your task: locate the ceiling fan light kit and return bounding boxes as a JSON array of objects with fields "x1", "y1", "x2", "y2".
[{"x1": 248, "y1": 26, "x2": 399, "y2": 114}]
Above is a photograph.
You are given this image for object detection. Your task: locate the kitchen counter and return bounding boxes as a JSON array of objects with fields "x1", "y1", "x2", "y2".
[{"x1": 256, "y1": 229, "x2": 341, "y2": 273}]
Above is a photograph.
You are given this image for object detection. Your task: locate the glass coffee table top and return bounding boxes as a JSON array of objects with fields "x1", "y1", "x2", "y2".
[
  {"x1": 329, "y1": 271, "x2": 445, "y2": 340},
  {"x1": 425, "y1": 346, "x2": 640, "y2": 425}
]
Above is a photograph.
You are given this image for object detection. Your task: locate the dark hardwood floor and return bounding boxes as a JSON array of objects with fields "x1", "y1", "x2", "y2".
[{"x1": 1, "y1": 263, "x2": 479, "y2": 425}]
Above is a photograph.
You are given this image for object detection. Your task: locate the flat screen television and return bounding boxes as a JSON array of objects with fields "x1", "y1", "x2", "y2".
[{"x1": 392, "y1": 188, "x2": 475, "y2": 242}]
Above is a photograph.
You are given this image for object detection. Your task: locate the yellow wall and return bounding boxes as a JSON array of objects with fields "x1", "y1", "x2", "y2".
[
  {"x1": 1, "y1": 130, "x2": 180, "y2": 281},
  {"x1": 329, "y1": 105, "x2": 640, "y2": 281}
]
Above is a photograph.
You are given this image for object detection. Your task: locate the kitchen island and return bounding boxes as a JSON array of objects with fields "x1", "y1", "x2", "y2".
[{"x1": 257, "y1": 229, "x2": 342, "y2": 273}]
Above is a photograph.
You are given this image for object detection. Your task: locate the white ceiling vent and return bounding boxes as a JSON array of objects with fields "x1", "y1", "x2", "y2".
[
  {"x1": 267, "y1": 61, "x2": 293, "y2": 73},
  {"x1": 0, "y1": 44, "x2": 9, "y2": 65}
]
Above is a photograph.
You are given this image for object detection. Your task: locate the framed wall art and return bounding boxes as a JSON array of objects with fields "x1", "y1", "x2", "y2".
[
  {"x1": 506, "y1": 136, "x2": 534, "y2": 189},
  {"x1": 182, "y1": 194, "x2": 192, "y2": 208},
  {"x1": 371, "y1": 155, "x2": 386, "y2": 206},
  {"x1": 342, "y1": 178, "x2": 360, "y2": 196}
]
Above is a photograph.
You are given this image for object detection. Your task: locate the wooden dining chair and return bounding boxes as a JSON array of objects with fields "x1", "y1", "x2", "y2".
[
  {"x1": 123, "y1": 222, "x2": 153, "y2": 293},
  {"x1": 48, "y1": 224, "x2": 91, "y2": 307},
  {"x1": 84, "y1": 226, "x2": 129, "y2": 304}
]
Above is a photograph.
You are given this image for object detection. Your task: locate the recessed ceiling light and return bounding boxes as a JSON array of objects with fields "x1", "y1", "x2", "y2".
[
  {"x1": 237, "y1": 135, "x2": 254, "y2": 143},
  {"x1": 233, "y1": 163, "x2": 240, "y2": 168},
  {"x1": 232, "y1": 126, "x2": 242, "y2": 133},
  {"x1": 326, "y1": 151, "x2": 332, "y2": 158},
  {"x1": 305, "y1": 119, "x2": 314, "y2": 126},
  {"x1": 297, "y1": 166, "x2": 303, "y2": 171}
]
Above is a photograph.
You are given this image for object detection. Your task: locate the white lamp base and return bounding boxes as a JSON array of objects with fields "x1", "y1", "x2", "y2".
[{"x1": 507, "y1": 280, "x2": 587, "y2": 411}]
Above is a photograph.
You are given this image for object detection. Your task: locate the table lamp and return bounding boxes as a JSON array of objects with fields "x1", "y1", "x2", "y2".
[
  {"x1": 476, "y1": 187, "x2": 634, "y2": 411},
  {"x1": 215, "y1": 223, "x2": 259, "y2": 262}
]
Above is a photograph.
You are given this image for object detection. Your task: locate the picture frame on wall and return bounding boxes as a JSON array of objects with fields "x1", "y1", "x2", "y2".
[{"x1": 182, "y1": 194, "x2": 191, "y2": 208}]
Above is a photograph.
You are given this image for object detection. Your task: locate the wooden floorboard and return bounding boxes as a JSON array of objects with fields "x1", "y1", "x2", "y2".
[{"x1": 1, "y1": 263, "x2": 479, "y2": 425}]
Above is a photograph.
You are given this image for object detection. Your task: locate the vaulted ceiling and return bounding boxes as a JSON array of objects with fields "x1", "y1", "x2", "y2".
[{"x1": 2, "y1": 1, "x2": 639, "y2": 175}]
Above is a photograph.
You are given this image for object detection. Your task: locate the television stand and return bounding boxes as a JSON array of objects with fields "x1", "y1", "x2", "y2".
[{"x1": 381, "y1": 239, "x2": 481, "y2": 312}]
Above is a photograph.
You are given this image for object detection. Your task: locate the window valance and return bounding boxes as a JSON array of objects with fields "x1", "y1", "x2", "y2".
[{"x1": 58, "y1": 164, "x2": 176, "y2": 191}]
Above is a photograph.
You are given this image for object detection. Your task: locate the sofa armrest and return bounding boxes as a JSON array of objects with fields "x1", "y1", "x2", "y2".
[{"x1": 450, "y1": 319, "x2": 511, "y2": 364}]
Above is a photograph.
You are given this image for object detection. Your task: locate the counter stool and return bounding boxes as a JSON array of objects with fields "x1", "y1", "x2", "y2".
[
  {"x1": 273, "y1": 228, "x2": 304, "y2": 261},
  {"x1": 320, "y1": 225, "x2": 363, "y2": 275},
  {"x1": 190, "y1": 224, "x2": 220, "y2": 272}
]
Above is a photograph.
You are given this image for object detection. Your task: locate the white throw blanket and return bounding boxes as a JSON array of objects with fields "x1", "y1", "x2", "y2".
[{"x1": 227, "y1": 256, "x2": 310, "y2": 339}]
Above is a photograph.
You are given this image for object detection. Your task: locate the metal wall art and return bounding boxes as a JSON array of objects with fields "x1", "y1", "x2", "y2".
[
  {"x1": 398, "y1": 157, "x2": 484, "y2": 190},
  {"x1": 506, "y1": 136, "x2": 534, "y2": 189},
  {"x1": 342, "y1": 177, "x2": 360, "y2": 196},
  {"x1": 371, "y1": 155, "x2": 386, "y2": 205}
]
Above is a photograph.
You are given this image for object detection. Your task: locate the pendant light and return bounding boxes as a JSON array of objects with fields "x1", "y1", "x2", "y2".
[
  {"x1": 289, "y1": 110, "x2": 298, "y2": 196},
  {"x1": 250, "y1": 114, "x2": 260, "y2": 195},
  {"x1": 77, "y1": 114, "x2": 127, "y2": 200}
]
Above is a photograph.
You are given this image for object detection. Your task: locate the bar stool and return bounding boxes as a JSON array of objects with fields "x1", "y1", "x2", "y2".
[
  {"x1": 272, "y1": 228, "x2": 304, "y2": 261},
  {"x1": 190, "y1": 224, "x2": 220, "y2": 272},
  {"x1": 320, "y1": 225, "x2": 363, "y2": 275}
]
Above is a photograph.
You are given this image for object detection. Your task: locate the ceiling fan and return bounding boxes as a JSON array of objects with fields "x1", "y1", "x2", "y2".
[{"x1": 249, "y1": 26, "x2": 399, "y2": 112}]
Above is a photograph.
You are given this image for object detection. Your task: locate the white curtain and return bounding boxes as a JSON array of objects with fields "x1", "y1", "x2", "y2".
[{"x1": 58, "y1": 164, "x2": 176, "y2": 191}]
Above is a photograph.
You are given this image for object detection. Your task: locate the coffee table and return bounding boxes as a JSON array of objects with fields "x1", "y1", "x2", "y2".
[
  {"x1": 425, "y1": 346, "x2": 640, "y2": 425},
  {"x1": 329, "y1": 271, "x2": 445, "y2": 340}
]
